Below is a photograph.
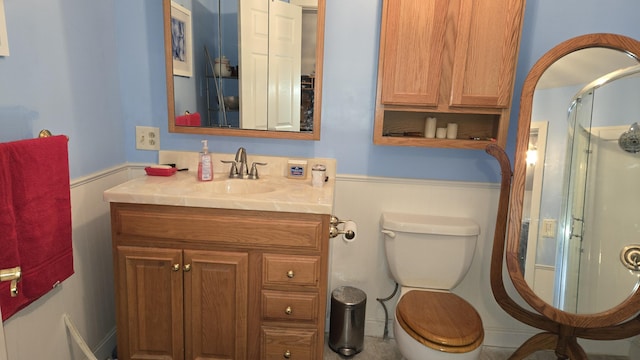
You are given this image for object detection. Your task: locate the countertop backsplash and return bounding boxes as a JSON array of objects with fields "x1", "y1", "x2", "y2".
[{"x1": 158, "y1": 150, "x2": 336, "y2": 181}]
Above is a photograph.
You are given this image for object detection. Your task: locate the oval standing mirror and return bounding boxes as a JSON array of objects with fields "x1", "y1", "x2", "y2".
[
  {"x1": 509, "y1": 33, "x2": 640, "y2": 328},
  {"x1": 488, "y1": 33, "x2": 640, "y2": 359},
  {"x1": 521, "y1": 48, "x2": 640, "y2": 314},
  {"x1": 163, "y1": 0, "x2": 325, "y2": 140}
]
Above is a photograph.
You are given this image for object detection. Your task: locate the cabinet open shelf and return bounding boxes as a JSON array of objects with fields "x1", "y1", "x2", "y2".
[{"x1": 374, "y1": 109, "x2": 501, "y2": 149}]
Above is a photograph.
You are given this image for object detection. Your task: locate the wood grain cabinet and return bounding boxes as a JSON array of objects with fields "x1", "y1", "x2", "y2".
[
  {"x1": 374, "y1": 0, "x2": 526, "y2": 149},
  {"x1": 111, "y1": 203, "x2": 330, "y2": 360}
]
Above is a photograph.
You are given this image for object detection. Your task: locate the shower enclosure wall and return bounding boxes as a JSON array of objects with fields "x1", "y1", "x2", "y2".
[{"x1": 550, "y1": 65, "x2": 640, "y2": 314}]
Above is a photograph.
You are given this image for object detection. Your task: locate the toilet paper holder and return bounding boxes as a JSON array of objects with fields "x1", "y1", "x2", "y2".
[{"x1": 329, "y1": 216, "x2": 356, "y2": 240}]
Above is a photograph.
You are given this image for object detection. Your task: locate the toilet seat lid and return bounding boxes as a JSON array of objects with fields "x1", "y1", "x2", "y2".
[{"x1": 396, "y1": 290, "x2": 483, "y2": 351}]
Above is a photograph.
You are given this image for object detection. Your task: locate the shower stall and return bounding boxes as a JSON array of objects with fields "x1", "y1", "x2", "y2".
[{"x1": 556, "y1": 64, "x2": 640, "y2": 314}]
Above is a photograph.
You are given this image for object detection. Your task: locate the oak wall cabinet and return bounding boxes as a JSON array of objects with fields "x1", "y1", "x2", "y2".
[
  {"x1": 111, "y1": 203, "x2": 330, "y2": 360},
  {"x1": 374, "y1": 0, "x2": 526, "y2": 149}
]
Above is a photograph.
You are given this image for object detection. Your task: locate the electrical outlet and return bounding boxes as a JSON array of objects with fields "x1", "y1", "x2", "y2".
[{"x1": 135, "y1": 126, "x2": 160, "y2": 150}]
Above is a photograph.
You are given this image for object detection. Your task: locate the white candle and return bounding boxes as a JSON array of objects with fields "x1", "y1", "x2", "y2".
[
  {"x1": 446, "y1": 123, "x2": 458, "y2": 139},
  {"x1": 424, "y1": 117, "x2": 437, "y2": 138}
]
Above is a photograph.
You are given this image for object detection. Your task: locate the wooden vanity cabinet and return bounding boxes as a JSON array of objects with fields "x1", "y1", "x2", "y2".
[
  {"x1": 111, "y1": 203, "x2": 330, "y2": 360},
  {"x1": 374, "y1": 0, "x2": 526, "y2": 149}
]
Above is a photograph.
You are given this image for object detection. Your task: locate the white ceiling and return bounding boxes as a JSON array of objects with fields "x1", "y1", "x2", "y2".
[{"x1": 536, "y1": 47, "x2": 639, "y2": 89}]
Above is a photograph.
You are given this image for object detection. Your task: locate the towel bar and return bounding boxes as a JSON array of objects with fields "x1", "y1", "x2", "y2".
[
  {"x1": 38, "y1": 129, "x2": 68, "y2": 141},
  {"x1": 0, "y1": 266, "x2": 21, "y2": 297},
  {"x1": 38, "y1": 129, "x2": 52, "y2": 138}
]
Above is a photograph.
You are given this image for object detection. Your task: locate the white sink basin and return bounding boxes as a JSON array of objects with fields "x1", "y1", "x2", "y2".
[{"x1": 205, "y1": 179, "x2": 277, "y2": 195}]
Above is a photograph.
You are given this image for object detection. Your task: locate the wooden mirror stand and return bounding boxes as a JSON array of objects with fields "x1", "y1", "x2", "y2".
[{"x1": 486, "y1": 33, "x2": 640, "y2": 359}]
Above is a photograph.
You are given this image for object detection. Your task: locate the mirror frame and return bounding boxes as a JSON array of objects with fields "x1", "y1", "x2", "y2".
[
  {"x1": 163, "y1": 0, "x2": 325, "y2": 140},
  {"x1": 508, "y1": 33, "x2": 640, "y2": 328}
]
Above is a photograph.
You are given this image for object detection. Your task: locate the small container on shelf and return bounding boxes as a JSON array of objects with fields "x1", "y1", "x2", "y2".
[{"x1": 214, "y1": 56, "x2": 231, "y2": 77}]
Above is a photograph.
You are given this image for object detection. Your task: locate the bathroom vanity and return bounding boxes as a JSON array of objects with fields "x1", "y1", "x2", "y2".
[{"x1": 105, "y1": 152, "x2": 336, "y2": 360}]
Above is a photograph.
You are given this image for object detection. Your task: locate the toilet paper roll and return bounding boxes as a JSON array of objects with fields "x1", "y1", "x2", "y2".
[{"x1": 342, "y1": 221, "x2": 357, "y2": 243}]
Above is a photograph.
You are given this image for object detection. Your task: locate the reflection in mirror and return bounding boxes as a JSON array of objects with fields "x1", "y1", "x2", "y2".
[
  {"x1": 164, "y1": 0, "x2": 324, "y2": 140},
  {"x1": 521, "y1": 49, "x2": 640, "y2": 315},
  {"x1": 489, "y1": 34, "x2": 640, "y2": 359}
]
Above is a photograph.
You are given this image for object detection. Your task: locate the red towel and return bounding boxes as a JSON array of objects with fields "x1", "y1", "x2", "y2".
[
  {"x1": 0, "y1": 135, "x2": 74, "y2": 321},
  {"x1": 175, "y1": 112, "x2": 201, "y2": 126}
]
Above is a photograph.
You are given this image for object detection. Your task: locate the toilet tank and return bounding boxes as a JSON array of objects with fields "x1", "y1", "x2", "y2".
[{"x1": 381, "y1": 212, "x2": 480, "y2": 290}]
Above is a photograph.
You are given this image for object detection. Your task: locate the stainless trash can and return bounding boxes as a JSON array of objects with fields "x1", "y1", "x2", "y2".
[{"x1": 329, "y1": 286, "x2": 366, "y2": 357}]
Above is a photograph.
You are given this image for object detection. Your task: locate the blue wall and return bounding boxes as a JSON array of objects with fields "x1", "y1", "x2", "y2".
[
  {"x1": 0, "y1": 1, "x2": 125, "y2": 178},
  {"x1": 3, "y1": 1, "x2": 640, "y2": 181}
]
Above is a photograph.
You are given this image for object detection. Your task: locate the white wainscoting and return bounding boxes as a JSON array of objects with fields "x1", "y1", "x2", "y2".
[
  {"x1": 2, "y1": 165, "x2": 134, "y2": 360},
  {"x1": 2, "y1": 166, "x2": 634, "y2": 358},
  {"x1": 0, "y1": 308, "x2": 6, "y2": 360},
  {"x1": 329, "y1": 174, "x2": 636, "y2": 356}
]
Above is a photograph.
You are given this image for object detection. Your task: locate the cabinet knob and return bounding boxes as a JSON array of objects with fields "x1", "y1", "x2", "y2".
[
  {"x1": 285, "y1": 306, "x2": 292, "y2": 315},
  {"x1": 172, "y1": 264, "x2": 180, "y2": 272},
  {"x1": 183, "y1": 264, "x2": 191, "y2": 272},
  {"x1": 283, "y1": 350, "x2": 291, "y2": 359},
  {"x1": 287, "y1": 270, "x2": 295, "y2": 278}
]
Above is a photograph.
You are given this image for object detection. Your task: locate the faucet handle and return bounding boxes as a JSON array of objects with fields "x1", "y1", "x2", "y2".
[
  {"x1": 248, "y1": 162, "x2": 267, "y2": 179},
  {"x1": 221, "y1": 160, "x2": 241, "y2": 178}
]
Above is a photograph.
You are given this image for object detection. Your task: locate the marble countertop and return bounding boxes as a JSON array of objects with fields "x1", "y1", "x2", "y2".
[{"x1": 103, "y1": 151, "x2": 336, "y2": 215}]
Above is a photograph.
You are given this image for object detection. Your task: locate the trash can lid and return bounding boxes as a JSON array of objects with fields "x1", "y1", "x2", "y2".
[{"x1": 332, "y1": 286, "x2": 366, "y2": 305}]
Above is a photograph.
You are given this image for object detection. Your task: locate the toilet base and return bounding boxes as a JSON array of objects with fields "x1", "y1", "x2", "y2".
[{"x1": 394, "y1": 318, "x2": 482, "y2": 360}]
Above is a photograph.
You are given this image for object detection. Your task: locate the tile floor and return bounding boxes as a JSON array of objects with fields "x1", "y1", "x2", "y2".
[{"x1": 323, "y1": 336, "x2": 630, "y2": 360}]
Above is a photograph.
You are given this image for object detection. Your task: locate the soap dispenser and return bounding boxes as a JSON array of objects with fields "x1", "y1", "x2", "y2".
[{"x1": 197, "y1": 140, "x2": 213, "y2": 181}]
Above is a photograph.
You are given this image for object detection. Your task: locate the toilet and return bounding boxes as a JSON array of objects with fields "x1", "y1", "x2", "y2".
[{"x1": 381, "y1": 212, "x2": 483, "y2": 360}]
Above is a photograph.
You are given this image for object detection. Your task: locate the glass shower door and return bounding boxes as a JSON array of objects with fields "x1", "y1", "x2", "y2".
[{"x1": 556, "y1": 93, "x2": 594, "y2": 312}]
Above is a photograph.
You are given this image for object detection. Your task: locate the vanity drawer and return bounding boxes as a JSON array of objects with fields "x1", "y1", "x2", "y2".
[
  {"x1": 263, "y1": 254, "x2": 320, "y2": 287},
  {"x1": 112, "y1": 203, "x2": 326, "y2": 251},
  {"x1": 262, "y1": 327, "x2": 317, "y2": 360},
  {"x1": 262, "y1": 290, "x2": 318, "y2": 322}
]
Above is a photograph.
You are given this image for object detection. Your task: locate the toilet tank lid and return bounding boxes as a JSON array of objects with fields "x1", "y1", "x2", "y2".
[{"x1": 381, "y1": 212, "x2": 480, "y2": 236}]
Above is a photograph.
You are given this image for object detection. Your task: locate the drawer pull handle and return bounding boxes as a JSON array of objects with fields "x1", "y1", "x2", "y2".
[
  {"x1": 172, "y1": 264, "x2": 180, "y2": 272},
  {"x1": 285, "y1": 306, "x2": 292, "y2": 315},
  {"x1": 287, "y1": 270, "x2": 295, "y2": 278},
  {"x1": 183, "y1": 264, "x2": 191, "y2": 272},
  {"x1": 283, "y1": 350, "x2": 291, "y2": 359}
]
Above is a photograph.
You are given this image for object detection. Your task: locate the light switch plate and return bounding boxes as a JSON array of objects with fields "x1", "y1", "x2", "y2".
[{"x1": 542, "y1": 219, "x2": 557, "y2": 238}]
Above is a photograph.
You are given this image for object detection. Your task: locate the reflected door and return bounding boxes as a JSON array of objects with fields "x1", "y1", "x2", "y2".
[
  {"x1": 268, "y1": 0, "x2": 301, "y2": 131},
  {"x1": 239, "y1": 0, "x2": 269, "y2": 130},
  {"x1": 240, "y1": 0, "x2": 302, "y2": 131}
]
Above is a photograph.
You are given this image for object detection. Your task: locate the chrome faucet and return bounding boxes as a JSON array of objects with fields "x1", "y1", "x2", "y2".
[
  {"x1": 221, "y1": 147, "x2": 267, "y2": 179},
  {"x1": 235, "y1": 147, "x2": 249, "y2": 177}
]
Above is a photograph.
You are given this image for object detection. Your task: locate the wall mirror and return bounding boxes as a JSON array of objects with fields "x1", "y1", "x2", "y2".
[
  {"x1": 163, "y1": 0, "x2": 325, "y2": 140},
  {"x1": 488, "y1": 33, "x2": 640, "y2": 359}
]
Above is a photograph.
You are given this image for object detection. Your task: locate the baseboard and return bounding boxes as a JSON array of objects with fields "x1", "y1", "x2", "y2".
[
  {"x1": 93, "y1": 327, "x2": 116, "y2": 360},
  {"x1": 483, "y1": 326, "x2": 631, "y2": 357},
  {"x1": 364, "y1": 319, "x2": 392, "y2": 338},
  {"x1": 365, "y1": 324, "x2": 632, "y2": 357}
]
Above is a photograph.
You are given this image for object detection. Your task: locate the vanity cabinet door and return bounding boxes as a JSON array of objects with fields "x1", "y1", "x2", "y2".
[
  {"x1": 450, "y1": 0, "x2": 526, "y2": 108},
  {"x1": 115, "y1": 246, "x2": 250, "y2": 360},
  {"x1": 116, "y1": 246, "x2": 184, "y2": 360},
  {"x1": 184, "y1": 250, "x2": 249, "y2": 360},
  {"x1": 379, "y1": 0, "x2": 449, "y2": 106}
]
